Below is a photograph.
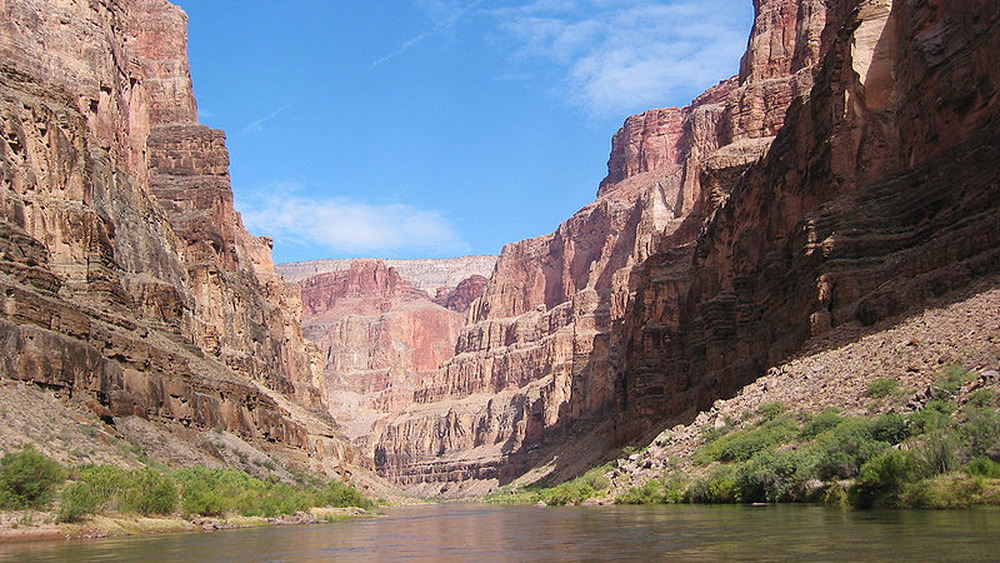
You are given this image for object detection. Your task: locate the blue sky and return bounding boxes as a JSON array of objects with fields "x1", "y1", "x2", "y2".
[{"x1": 176, "y1": 0, "x2": 754, "y2": 264}]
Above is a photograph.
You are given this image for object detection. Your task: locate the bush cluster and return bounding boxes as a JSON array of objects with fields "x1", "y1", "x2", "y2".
[
  {"x1": 615, "y1": 379, "x2": 1000, "y2": 509},
  {"x1": 174, "y1": 467, "x2": 375, "y2": 517},
  {"x1": 0, "y1": 446, "x2": 375, "y2": 523},
  {"x1": 486, "y1": 465, "x2": 613, "y2": 506},
  {"x1": 0, "y1": 445, "x2": 65, "y2": 510}
]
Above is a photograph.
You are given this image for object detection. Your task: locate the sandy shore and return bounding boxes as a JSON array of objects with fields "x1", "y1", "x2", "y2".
[{"x1": 0, "y1": 507, "x2": 372, "y2": 544}]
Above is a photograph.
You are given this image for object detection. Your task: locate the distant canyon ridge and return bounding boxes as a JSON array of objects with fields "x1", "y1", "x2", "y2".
[{"x1": 0, "y1": 0, "x2": 997, "y2": 499}]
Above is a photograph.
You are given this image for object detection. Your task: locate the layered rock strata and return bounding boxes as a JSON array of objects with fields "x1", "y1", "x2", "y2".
[
  {"x1": 371, "y1": 0, "x2": 1000, "y2": 494},
  {"x1": 614, "y1": 0, "x2": 1000, "y2": 444},
  {"x1": 278, "y1": 256, "x2": 498, "y2": 294},
  {"x1": 296, "y1": 260, "x2": 477, "y2": 446},
  {"x1": 0, "y1": 0, "x2": 357, "y2": 477}
]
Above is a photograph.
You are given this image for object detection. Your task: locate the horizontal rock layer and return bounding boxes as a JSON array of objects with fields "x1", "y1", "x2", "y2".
[
  {"x1": 296, "y1": 260, "x2": 479, "y2": 448},
  {"x1": 278, "y1": 256, "x2": 498, "y2": 293}
]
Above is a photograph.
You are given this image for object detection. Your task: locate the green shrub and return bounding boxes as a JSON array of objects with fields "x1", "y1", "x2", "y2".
[
  {"x1": 736, "y1": 448, "x2": 820, "y2": 503},
  {"x1": 617, "y1": 479, "x2": 665, "y2": 505},
  {"x1": 539, "y1": 478, "x2": 601, "y2": 506},
  {"x1": 912, "y1": 432, "x2": 959, "y2": 476},
  {"x1": 822, "y1": 482, "x2": 850, "y2": 507},
  {"x1": 0, "y1": 445, "x2": 65, "y2": 510},
  {"x1": 814, "y1": 415, "x2": 908, "y2": 480},
  {"x1": 800, "y1": 408, "x2": 844, "y2": 440},
  {"x1": 75, "y1": 464, "x2": 130, "y2": 509},
  {"x1": 966, "y1": 389, "x2": 996, "y2": 408},
  {"x1": 909, "y1": 400, "x2": 957, "y2": 433},
  {"x1": 934, "y1": 365, "x2": 975, "y2": 397},
  {"x1": 180, "y1": 479, "x2": 228, "y2": 517},
  {"x1": 756, "y1": 402, "x2": 787, "y2": 421},
  {"x1": 58, "y1": 482, "x2": 102, "y2": 523},
  {"x1": 173, "y1": 467, "x2": 374, "y2": 517},
  {"x1": 866, "y1": 378, "x2": 899, "y2": 399},
  {"x1": 118, "y1": 469, "x2": 178, "y2": 516},
  {"x1": 867, "y1": 414, "x2": 911, "y2": 444},
  {"x1": 578, "y1": 467, "x2": 612, "y2": 492},
  {"x1": 967, "y1": 457, "x2": 1000, "y2": 478},
  {"x1": 851, "y1": 450, "x2": 916, "y2": 508},
  {"x1": 694, "y1": 415, "x2": 798, "y2": 464},
  {"x1": 314, "y1": 480, "x2": 376, "y2": 511},
  {"x1": 688, "y1": 466, "x2": 740, "y2": 504},
  {"x1": 959, "y1": 407, "x2": 1000, "y2": 459},
  {"x1": 901, "y1": 475, "x2": 994, "y2": 509}
]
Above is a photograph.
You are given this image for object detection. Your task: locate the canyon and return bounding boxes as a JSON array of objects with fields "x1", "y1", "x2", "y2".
[
  {"x1": 0, "y1": 0, "x2": 998, "y2": 503},
  {"x1": 302, "y1": 0, "x2": 1000, "y2": 497}
]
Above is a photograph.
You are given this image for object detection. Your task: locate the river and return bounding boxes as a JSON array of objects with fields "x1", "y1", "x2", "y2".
[{"x1": 1, "y1": 504, "x2": 998, "y2": 561}]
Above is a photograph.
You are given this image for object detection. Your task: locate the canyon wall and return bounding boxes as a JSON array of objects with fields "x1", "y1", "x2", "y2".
[
  {"x1": 615, "y1": 0, "x2": 1000, "y2": 443},
  {"x1": 278, "y1": 256, "x2": 497, "y2": 293},
  {"x1": 0, "y1": 0, "x2": 357, "y2": 475},
  {"x1": 369, "y1": 0, "x2": 1000, "y2": 494},
  {"x1": 294, "y1": 260, "x2": 485, "y2": 456}
]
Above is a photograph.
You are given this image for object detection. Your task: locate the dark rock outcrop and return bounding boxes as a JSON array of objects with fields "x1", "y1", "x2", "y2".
[{"x1": 615, "y1": 0, "x2": 1000, "y2": 444}]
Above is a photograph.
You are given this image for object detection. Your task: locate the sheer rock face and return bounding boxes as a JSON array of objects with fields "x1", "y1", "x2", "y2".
[
  {"x1": 433, "y1": 275, "x2": 489, "y2": 314},
  {"x1": 614, "y1": 0, "x2": 1000, "y2": 443},
  {"x1": 296, "y1": 260, "x2": 468, "y2": 444},
  {"x1": 372, "y1": 0, "x2": 1000, "y2": 493},
  {"x1": 0, "y1": 0, "x2": 353, "y2": 474}
]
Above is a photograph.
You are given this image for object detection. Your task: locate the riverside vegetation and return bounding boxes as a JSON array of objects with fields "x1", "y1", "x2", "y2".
[
  {"x1": 0, "y1": 446, "x2": 375, "y2": 527},
  {"x1": 489, "y1": 367, "x2": 1000, "y2": 510}
]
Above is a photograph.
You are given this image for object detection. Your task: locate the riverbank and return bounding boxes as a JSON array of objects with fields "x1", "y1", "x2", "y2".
[
  {"x1": 0, "y1": 447, "x2": 380, "y2": 545},
  {"x1": 489, "y1": 280, "x2": 1000, "y2": 510},
  {"x1": 0, "y1": 506, "x2": 373, "y2": 544}
]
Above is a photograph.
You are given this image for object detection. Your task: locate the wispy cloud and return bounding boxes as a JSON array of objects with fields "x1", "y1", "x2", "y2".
[
  {"x1": 236, "y1": 183, "x2": 468, "y2": 256},
  {"x1": 493, "y1": 0, "x2": 751, "y2": 118},
  {"x1": 371, "y1": 0, "x2": 489, "y2": 68},
  {"x1": 243, "y1": 104, "x2": 292, "y2": 134}
]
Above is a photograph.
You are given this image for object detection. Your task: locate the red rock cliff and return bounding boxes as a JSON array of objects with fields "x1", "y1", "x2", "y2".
[
  {"x1": 296, "y1": 260, "x2": 470, "y2": 450},
  {"x1": 614, "y1": 0, "x2": 1000, "y2": 444},
  {"x1": 369, "y1": 0, "x2": 1000, "y2": 495},
  {"x1": 369, "y1": 0, "x2": 831, "y2": 493},
  {"x1": 0, "y1": 0, "x2": 354, "y2": 474}
]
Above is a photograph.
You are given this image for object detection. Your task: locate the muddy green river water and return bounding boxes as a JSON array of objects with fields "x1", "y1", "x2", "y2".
[{"x1": 2, "y1": 504, "x2": 999, "y2": 561}]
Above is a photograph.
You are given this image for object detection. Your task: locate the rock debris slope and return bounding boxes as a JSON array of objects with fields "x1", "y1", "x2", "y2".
[{"x1": 0, "y1": 0, "x2": 366, "y2": 481}]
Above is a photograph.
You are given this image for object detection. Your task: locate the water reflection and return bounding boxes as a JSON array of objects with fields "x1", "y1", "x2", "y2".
[{"x1": 2, "y1": 504, "x2": 998, "y2": 562}]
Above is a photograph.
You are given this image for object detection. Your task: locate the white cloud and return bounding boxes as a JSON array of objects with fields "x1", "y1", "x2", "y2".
[
  {"x1": 371, "y1": 0, "x2": 489, "y2": 68},
  {"x1": 243, "y1": 104, "x2": 291, "y2": 134},
  {"x1": 493, "y1": 0, "x2": 751, "y2": 118},
  {"x1": 236, "y1": 183, "x2": 468, "y2": 256}
]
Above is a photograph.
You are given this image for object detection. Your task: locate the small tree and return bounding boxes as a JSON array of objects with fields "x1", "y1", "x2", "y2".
[{"x1": 0, "y1": 445, "x2": 65, "y2": 510}]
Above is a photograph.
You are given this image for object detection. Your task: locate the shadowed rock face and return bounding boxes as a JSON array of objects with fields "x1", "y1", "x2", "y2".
[
  {"x1": 370, "y1": 0, "x2": 1000, "y2": 494},
  {"x1": 613, "y1": 0, "x2": 1000, "y2": 444},
  {"x1": 0, "y1": 0, "x2": 356, "y2": 474}
]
